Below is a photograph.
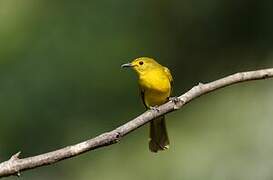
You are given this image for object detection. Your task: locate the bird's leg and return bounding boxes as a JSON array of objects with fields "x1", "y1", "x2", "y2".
[{"x1": 149, "y1": 105, "x2": 160, "y2": 112}]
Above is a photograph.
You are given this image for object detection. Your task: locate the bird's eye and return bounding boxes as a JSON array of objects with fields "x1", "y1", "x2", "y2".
[{"x1": 139, "y1": 61, "x2": 144, "y2": 65}]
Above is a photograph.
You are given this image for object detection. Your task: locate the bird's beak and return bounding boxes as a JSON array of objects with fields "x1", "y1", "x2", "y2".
[{"x1": 121, "y1": 63, "x2": 133, "y2": 68}]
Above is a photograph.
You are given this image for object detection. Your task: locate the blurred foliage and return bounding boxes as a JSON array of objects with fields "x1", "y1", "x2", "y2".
[{"x1": 0, "y1": 0, "x2": 273, "y2": 179}]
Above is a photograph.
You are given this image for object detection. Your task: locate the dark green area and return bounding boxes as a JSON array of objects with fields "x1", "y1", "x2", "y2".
[{"x1": 1, "y1": 0, "x2": 273, "y2": 179}]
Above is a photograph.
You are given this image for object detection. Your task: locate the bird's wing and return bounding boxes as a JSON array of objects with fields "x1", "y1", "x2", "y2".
[
  {"x1": 163, "y1": 67, "x2": 173, "y2": 84},
  {"x1": 163, "y1": 67, "x2": 174, "y2": 93},
  {"x1": 140, "y1": 88, "x2": 148, "y2": 108}
]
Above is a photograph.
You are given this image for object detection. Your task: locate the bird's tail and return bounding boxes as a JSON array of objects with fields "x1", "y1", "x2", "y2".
[{"x1": 149, "y1": 116, "x2": 170, "y2": 152}]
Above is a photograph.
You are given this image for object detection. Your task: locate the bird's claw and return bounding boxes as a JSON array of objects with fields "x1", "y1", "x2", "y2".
[
  {"x1": 149, "y1": 106, "x2": 160, "y2": 112},
  {"x1": 169, "y1": 96, "x2": 182, "y2": 110},
  {"x1": 168, "y1": 96, "x2": 180, "y2": 103}
]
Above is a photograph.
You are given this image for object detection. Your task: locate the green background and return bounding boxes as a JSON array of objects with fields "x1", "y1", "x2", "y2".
[{"x1": 1, "y1": 0, "x2": 273, "y2": 179}]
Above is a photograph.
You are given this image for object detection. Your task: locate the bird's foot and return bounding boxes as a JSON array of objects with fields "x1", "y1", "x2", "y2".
[
  {"x1": 149, "y1": 105, "x2": 160, "y2": 112},
  {"x1": 168, "y1": 96, "x2": 180, "y2": 103},
  {"x1": 168, "y1": 96, "x2": 182, "y2": 110}
]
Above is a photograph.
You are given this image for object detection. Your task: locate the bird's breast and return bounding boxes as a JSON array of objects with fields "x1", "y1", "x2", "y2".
[{"x1": 139, "y1": 71, "x2": 171, "y2": 107}]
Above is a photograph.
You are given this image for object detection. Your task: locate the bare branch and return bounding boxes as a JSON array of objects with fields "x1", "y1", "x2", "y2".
[{"x1": 1, "y1": 68, "x2": 273, "y2": 178}]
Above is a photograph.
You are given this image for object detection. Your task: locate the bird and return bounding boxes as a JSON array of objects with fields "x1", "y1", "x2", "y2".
[{"x1": 122, "y1": 57, "x2": 173, "y2": 152}]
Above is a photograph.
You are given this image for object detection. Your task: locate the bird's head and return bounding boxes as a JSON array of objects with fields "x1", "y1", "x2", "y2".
[{"x1": 122, "y1": 57, "x2": 160, "y2": 74}]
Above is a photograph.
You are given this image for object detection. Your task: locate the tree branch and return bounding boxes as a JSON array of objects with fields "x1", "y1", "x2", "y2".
[{"x1": 1, "y1": 68, "x2": 273, "y2": 178}]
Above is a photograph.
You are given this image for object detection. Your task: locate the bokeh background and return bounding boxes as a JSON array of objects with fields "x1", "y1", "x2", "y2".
[{"x1": 1, "y1": 0, "x2": 273, "y2": 179}]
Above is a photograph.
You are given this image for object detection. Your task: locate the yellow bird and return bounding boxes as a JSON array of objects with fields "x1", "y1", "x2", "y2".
[{"x1": 122, "y1": 57, "x2": 173, "y2": 152}]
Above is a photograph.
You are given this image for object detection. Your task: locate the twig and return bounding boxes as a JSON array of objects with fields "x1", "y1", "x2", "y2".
[{"x1": 0, "y1": 68, "x2": 273, "y2": 178}]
